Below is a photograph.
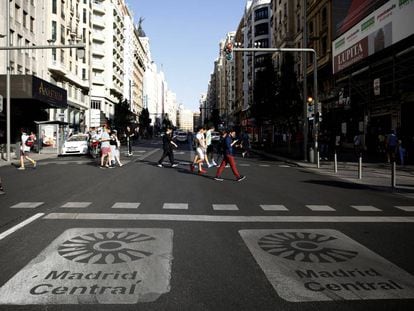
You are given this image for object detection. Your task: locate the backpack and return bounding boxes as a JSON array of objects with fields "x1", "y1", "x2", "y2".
[{"x1": 25, "y1": 137, "x2": 34, "y2": 147}]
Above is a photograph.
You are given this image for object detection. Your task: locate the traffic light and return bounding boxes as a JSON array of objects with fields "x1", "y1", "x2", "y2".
[{"x1": 224, "y1": 42, "x2": 233, "y2": 61}]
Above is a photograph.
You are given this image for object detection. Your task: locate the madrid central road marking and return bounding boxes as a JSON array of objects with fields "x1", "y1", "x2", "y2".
[{"x1": 43, "y1": 213, "x2": 414, "y2": 223}]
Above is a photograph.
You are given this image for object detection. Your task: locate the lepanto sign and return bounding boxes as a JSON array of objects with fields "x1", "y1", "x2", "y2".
[
  {"x1": 240, "y1": 229, "x2": 414, "y2": 302},
  {"x1": 0, "y1": 228, "x2": 173, "y2": 305}
]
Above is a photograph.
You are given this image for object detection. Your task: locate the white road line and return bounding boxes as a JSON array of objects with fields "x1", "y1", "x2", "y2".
[
  {"x1": 351, "y1": 205, "x2": 382, "y2": 212},
  {"x1": 212, "y1": 204, "x2": 239, "y2": 211},
  {"x1": 259, "y1": 164, "x2": 271, "y2": 167},
  {"x1": 306, "y1": 205, "x2": 336, "y2": 211},
  {"x1": 43, "y1": 213, "x2": 414, "y2": 223},
  {"x1": 240, "y1": 164, "x2": 251, "y2": 167},
  {"x1": 138, "y1": 148, "x2": 160, "y2": 160},
  {"x1": 395, "y1": 206, "x2": 414, "y2": 212},
  {"x1": 260, "y1": 205, "x2": 288, "y2": 211},
  {"x1": 0, "y1": 213, "x2": 45, "y2": 241},
  {"x1": 60, "y1": 202, "x2": 91, "y2": 208},
  {"x1": 10, "y1": 202, "x2": 44, "y2": 209},
  {"x1": 111, "y1": 202, "x2": 141, "y2": 209},
  {"x1": 163, "y1": 203, "x2": 189, "y2": 210}
]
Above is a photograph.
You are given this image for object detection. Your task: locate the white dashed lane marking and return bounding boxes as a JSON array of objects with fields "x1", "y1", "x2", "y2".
[
  {"x1": 111, "y1": 202, "x2": 141, "y2": 209},
  {"x1": 260, "y1": 205, "x2": 288, "y2": 211},
  {"x1": 10, "y1": 202, "x2": 44, "y2": 209},
  {"x1": 395, "y1": 206, "x2": 414, "y2": 212},
  {"x1": 351, "y1": 205, "x2": 382, "y2": 212},
  {"x1": 306, "y1": 205, "x2": 336, "y2": 211},
  {"x1": 163, "y1": 203, "x2": 189, "y2": 210},
  {"x1": 212, "y1": 204, "x2": 239, "y2": 211},
  {"x1": 60, "y1": 202, "x2": 92, "y2": 208}
]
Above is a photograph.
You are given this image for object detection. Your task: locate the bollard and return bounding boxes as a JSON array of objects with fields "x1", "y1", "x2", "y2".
[
  {"x1": 358, "y1": 155, "x2": 362, "y2": 179},
  {"x1": 334, "y1": 152, "x2": 338, "y2": 173},
  {"x1": 391, "y1": 161, "x2": 396, "y2": 189},
  {"x1": 316, "y1": 150, "x2": 320, "y2": 168}
]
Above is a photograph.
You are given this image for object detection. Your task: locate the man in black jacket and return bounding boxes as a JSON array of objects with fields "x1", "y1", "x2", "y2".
[{"x1": 158, "y1": 128, "x2": 178, "y2": 167}]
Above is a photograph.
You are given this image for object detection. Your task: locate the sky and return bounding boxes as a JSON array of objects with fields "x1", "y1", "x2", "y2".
[{"x1": 126, "y1": 0, "x2": 246, "y2": 112}]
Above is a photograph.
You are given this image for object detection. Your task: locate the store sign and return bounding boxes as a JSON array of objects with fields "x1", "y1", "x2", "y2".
[
  {"x1": 374, "y1": 78, "x2": 381, "y2": 96},
  {"x1": 332, "y1": 0, "x2": 414, "y2": 74},
  {"x1": 32, "y1": 76, "x2": 67, "y2": 109},
  {"x1": 240, "y1": 229, "x2": 414, "y2": 302},
  {"x1": 0, "y1": 228, "x2": 173, "y2": 305}
]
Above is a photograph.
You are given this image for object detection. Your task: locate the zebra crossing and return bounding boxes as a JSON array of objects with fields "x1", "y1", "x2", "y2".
[{"x1": 8, "y1": 201, "x2": 414, "y2": 213}]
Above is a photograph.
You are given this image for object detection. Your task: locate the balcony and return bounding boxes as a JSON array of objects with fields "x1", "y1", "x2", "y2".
[
  {"x1": 92, "y1": 60, "x2": 105, "y2": 70},
  {"x1": 91, "y1": 45, "x2": 105, "y2": 56},
  {"x1": 92, "y1": 16, "x2": 105, "y2": 28},
  {"x1": 92, "y1": 31, "x2": 105, "y2": 43},
  {"x1": 48, "y1": 60, "x2": 67, "y2": 76},
  {"x1": 92, "y1": 2, "x2": 105, "y2": 14},
  {"x1": 92, "y1": 75, "x2": 105, "y2": 85}
]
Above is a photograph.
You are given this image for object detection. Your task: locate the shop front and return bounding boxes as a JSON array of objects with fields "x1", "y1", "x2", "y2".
[{"x1": 0, "y1": 75, "x2": 68, "y2": 146}]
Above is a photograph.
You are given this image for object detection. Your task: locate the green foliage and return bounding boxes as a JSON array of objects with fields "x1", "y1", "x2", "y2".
[
  {"x1": 139, "y1": 108, "x2": 151, "y2": 129},
  {"x1": 114, "y1": 99, "x2": 136, "y2": 130}
]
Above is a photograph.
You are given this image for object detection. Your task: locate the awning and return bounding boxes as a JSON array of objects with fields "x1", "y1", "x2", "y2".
[{"x1": 0, "y1": 75, "x2": 67, "y2": 109}]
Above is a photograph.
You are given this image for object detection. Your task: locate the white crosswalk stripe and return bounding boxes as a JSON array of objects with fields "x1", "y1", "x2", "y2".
[
  {"x1": 306, "y1": 205, "x2": 336, "y2": 211},
  {"x1": 260, "y1": 205, "x2": 288, "y2": 211},
  {"x1": 213, "y1": 204, "x2": 239, "y2": 211},
  {"x1": 111, "y1": 202, "x2": 141, "y2": 209},
  {"x1": 163, "y1": 203, "x2": 189, "y2": 210},
  {"x1": 10, "y1": 202, "x2": 44, "y2": 209},
  {"x1": 395, "y1": 206, "x2": 414, "y2": 212},
  {"x1": 60, "y1": 202, "x2": 92, "y2": 208},
  {"x1": 351, "y1": 205, "x2": 382, "y2": 212}
]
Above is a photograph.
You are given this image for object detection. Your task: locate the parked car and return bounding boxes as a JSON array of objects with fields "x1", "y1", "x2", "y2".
[
  {"x1": 61, "y1": 134, "x2": 89, "y2": 155},
  {"x1": 175, "y1": 131, "x2": 188, "y2": 143}
]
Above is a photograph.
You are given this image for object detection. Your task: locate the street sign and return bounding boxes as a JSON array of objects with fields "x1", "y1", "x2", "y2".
[
  {"x1": 0, "y1": 228, "x2": 173, "y2": 305},
  {"x1": 240, "y1": 229, "x2": 414, "y2": 302}
]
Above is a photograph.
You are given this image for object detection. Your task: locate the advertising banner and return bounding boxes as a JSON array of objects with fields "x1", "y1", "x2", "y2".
[{"x1": 332, "y1": 0, "x2": 414, "y2": 74}]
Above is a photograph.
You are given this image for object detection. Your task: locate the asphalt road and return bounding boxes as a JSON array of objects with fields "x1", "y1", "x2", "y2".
[{"x1": 0, "y1": 140, "x2": 413, "y2": 310}]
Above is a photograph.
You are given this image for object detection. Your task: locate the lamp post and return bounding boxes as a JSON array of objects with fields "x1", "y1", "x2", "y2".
[{"x1": 5, "y1": 0, "x2": 11, "y2": 162}]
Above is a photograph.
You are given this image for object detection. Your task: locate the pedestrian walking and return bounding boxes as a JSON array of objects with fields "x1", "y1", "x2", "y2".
[
  {"x1": 110, "y1": 130, "x2": 123, "y2": 167},
  {"x1": 190, "y1": 126, "x2": 207, "y2": 174},
  {"x1": 125, "y1": 125, "x2": 135, "y2": 156},
  {"x1": 99, "y1": 127, "x2": 112, "y2": 168},
  {"x1": 386, "y1": 129, "x2": 398, "y2": 163},
  {"x1": 241, "y1": 131, "x2": 251, "y2": 158},
  {"x1": 158, "y1": 127, "x2": 178, "y2": 167},
  {"x1": 0, "y1": 177, "x2": 5, "y2": 195},
  {"x1": 18, "y1": 128, "x2": 36, "y2": 170},
  {"x1": 214, "y1": 129, "x2": 246, "y2": 182},
  {"x1": 205, "y1": 125, "x2": 217, "y2": 167}
]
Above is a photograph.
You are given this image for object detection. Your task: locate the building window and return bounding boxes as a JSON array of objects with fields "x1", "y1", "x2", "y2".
[
  {"x1": 52, "y1": 0, "x2": 57, "y2": 14},
  {"x1": 255, "y1": 23, "x2": 269, "y2": 36},
  {"x1": 83, "y1": 8, "x2": 87, "y2": 23},
  {"x1": 255, "y1": 7, "x2": 268, "y2": 21},
  {"x1": 52, "y1": 21, "x2": 57, "y2": 41},
  {"x1": 15, "y1": 4, "x2": 20, "y2": 23},
  {"x1": 23, "y1": 11, "x2": 28, "y2": 28},
  {"x1": 61, "y1": 0, "x2": 65, "y2": 19},
  {"x1": 52, "y1": 48, "x2": 57, "y2": 61},
  {"x1": 296, "y1": 13, "x2": 301, "y2": 32},
  {"x1": 309, "y1": 21, "x2": 314, "y2": 35},
  {"x1": 91, "y1": 100, "x2": 101, "y2": 110},
  {"x1": 30, "y1": 17, "x2": 34, "y2": 32},
  {"x1": 321, "y1": 35, "x2": 328, "y2": 56},
  {"x1": 60, "y1": 49, "x2": 65, "y2": 63},
  {"x1": 322, "y1": 7, "x2": 327, "y2": 27},
  {"x1": 256, "y1": 39, "x2": 269, "y2": 48},
  {"x1": 82, "y1": 68, "x2": 86, "y2": 80},
  {"x1": 60, "y1": 24, "x2": 65, "y2": 44}
]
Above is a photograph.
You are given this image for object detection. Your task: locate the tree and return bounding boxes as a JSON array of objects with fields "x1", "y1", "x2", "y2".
[
  {"x1": 114, "y1": 99, "x2": 135, "y2": 130},
  {"x1": 139, "y1": 108, "x2": 151, "y2": 136}
]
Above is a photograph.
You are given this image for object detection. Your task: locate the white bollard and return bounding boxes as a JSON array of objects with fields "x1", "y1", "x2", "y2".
[
  {"x1": 334, "y1": 152, "x2": 338, "y2": 173},
  {"x1": 391, "y1": 161, "x2": 396, "y2": 189},
  {"x1": 358, "y1": 156, "x2": 362, "y2": 179}
]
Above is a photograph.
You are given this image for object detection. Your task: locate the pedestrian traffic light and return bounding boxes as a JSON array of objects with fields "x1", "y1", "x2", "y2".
[{"x1": 224, "y1": 42, "x2": 233, "y2": 61}]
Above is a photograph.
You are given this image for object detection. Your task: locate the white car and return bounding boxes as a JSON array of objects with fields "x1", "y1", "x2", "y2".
[
  {"x1": 61, "y1": 134, "x2": 89, "y2": 155},
  {"x1": 175, "y1": 131, "x2": 188, "y2": 143}
]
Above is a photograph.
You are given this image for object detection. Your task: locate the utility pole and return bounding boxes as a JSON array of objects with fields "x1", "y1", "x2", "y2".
[{"x1": 303, "y1": 0, "x2": 308, "y2": 161}]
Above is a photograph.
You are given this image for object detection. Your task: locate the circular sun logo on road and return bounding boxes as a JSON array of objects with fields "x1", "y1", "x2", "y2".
[
  {"x1": 258, "y1": 232, "x2": 358, "y2": 263},
  {"x1": 58, "y1": 231, "x2": 155, "y2": 264}
]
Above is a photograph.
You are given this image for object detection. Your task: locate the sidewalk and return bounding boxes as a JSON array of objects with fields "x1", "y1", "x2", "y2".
[
  {"x1": 0, "y1": 152, "x2": 57, "y2": 168},
  {"x1": 253, "y1": 150, "x2": 414, "y2": 193}
]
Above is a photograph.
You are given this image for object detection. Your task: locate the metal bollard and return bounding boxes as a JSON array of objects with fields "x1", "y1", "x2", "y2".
[
  {"x1": 391, "y1": 161, "x2": 396, "y2": 189},
  {"x1": 334, "y1": 152, "x2": 338, "y2": 173},
  {"x1": 358, "y1": 156, "x2": 362, "y2": 179},
  {"x1": 316, "y1": 150, "x2": 320, "y2": 168}
]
